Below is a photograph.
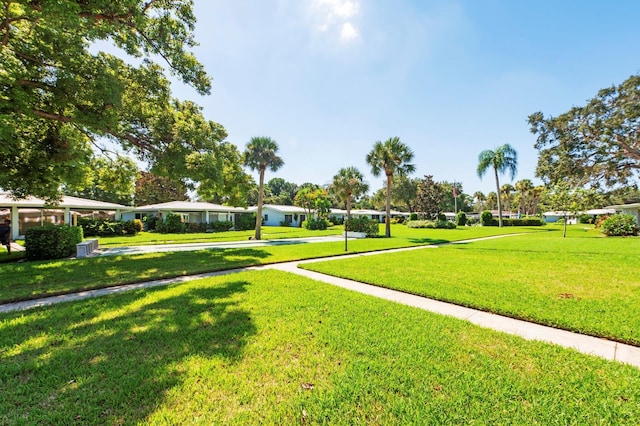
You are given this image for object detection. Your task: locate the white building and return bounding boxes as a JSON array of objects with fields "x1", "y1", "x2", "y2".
[
  {"x1": 0, "y1": 193, "x2": 126, "y2": 240},
  {"x1": 121, "y1": 201, "x2": 249, "y2": 226}
]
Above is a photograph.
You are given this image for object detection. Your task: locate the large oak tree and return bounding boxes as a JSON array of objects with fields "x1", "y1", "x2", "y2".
[
  {"x1": 0, "y1": 1, "x2": 229, "y2": 200},
  {"x1": 529, "y1": 74, "x2": 640, "y2": 189}
]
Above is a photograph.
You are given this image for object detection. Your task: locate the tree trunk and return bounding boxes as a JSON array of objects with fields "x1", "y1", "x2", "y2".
[
  {"x1": 385, "y1": 174, "x2": 392, "y2": 237},
  {"x1": 255, "y1": 167, "x2": 265, "y2": 240},
  {"x1": 494, "y1": 167, "x2": 503, "y2": 227}
]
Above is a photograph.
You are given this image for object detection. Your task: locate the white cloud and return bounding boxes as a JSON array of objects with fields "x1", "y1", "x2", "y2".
[
  {"x1": 309, "y1": 0, "x2": 361, "y2": 43},
  {"x1": 340, "y1": 22, "x2": 359, "y2": 42}
]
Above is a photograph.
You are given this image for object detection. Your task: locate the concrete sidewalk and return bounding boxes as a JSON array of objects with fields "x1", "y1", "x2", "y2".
[
  {"x1": 2, "y1": 236, "x2": 638, "y2": 369},
  {"x1": 97, "y1": 235, "x2": 350, "y2": 256}
]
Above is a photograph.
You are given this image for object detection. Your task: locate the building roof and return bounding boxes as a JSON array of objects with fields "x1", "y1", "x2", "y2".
[
  {"x1": 605, "y1": 203, "x2": 640, "y2": 210},
  {"x1": 255, "y1": 204, "x2": 308, "y2": 214},
  {"x1": 0, "y1": 193, "x2": 127, "y2": 210},
  {"x1": 130, "y1": 201, "x2": 247, "y2": 213}
]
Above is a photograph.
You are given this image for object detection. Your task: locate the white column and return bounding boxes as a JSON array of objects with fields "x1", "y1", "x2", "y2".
[{"x1": 11, "y1": 206, "x2": 19, "y2": 240}]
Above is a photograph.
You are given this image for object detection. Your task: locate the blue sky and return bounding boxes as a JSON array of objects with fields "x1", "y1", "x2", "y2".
[{"x1": 168, "y1": 0, "x2": 640, "y2": 196}]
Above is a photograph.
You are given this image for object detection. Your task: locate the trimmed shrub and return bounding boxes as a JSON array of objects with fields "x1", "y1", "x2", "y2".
[
  {"x1": 185, "y1": 222, "x2": 207, "y2": 233},
  {"x1": 235, "y1": 213, "x2": 256, "y2": 231},
  {"x1": 303, "y1": 218, "x2": 330, "y2": 230},
  {"x1": 595, "y1": 215, "x2": 610, "y2": 228},
  {"x1": 345, "y1": 217, "x2": 379, "y2": 237},
  {"x1": 409, "y1": 213, "x2": 418, "y2": 221},
  {"x1": 144, "y1": 215, "x2": 159, "y2": 231},
  {"x1": 456, "y1": 211, "x2": 467, "y2": 226},
  {"x1": 25, "y1": 225, "x2": 83, "y2": 260},
  {"x1": 329, "y1": 215, "x2": 344, "y2": 225},
  {"x1": 406, "y1": 219, "x2": 456, "y2": 229},
  {"x1": 480, "y1": 210, "x2": 494, "y2": 226},
  {"x1": 209, "y1": 221, "x2": 233, "y2": 232},
  {"x1": 123, "y1": 220, "x2": 139, "y2": 235},
  {"x1": 600, "y1": 214, "x2": 638, "y2": 236},
  {"x1": 157, "y1": 213, "x2": 185, "y2": 233},
  {"x1": 578, "y1": 214, "x2": 593, "y2": 224}
]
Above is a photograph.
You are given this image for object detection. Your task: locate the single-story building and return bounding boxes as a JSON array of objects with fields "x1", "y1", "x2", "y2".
[
  {"x1": 543, "y1": 208, "x2": 616, "y2": 224},
  {"x1": 121, "y1": 201, "x2": 249, "y2": 226},
  {"x1": 0, "y1": 193, "x2": 127, "y2": 240},
  {"x1": 252, "y1": 204, "x2": 309, "y2": 227},
  {"x1": 604, "y1": 203, "x2": 640, "y2": 224}
]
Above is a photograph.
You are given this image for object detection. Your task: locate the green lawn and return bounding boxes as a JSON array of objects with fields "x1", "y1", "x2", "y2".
[
  {"x1": 0, "y1": 225, "x2": 544, "y2": 304},
  {"x1": 1, "y1": 270, "x2": 639, "y2": 424},
  {"x1": 302, "y1": 226, "x2": 640, "y2": 345}
]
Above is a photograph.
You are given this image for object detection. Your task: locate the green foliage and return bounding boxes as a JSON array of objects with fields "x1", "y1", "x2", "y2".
[
  {"x1": 456, "y1": 211, "x2": 467, "y2": 226},
  {"x1": 477, "y1": 144, "x2": 518, "y2": 227},
  {"x1": 330, "y1": 167, "x2": 369, "y2": 215},
  {"x1": 578, "y1": 214, "x2": 593, "y2": 224},
  {"x1": 480, "y1": 210, "x2": 494, "y2": 226},
  {"x1": 302, "y1": 218, "x2": 330, "y2": 230},
  {"x1": 406, "y1": 220, "x2": 456, "y2": 229},
  {"x1": 208, "y1": 221, "x2": 234, "y2": 233},
  {"x1": 135, "y1": 172, "x2": 189, "y2": 206},
  {"x1": 329, "y1": 216, "x2": 344, "y2": 225},
  {"x1": 186, "y1": 223, "x2": 207, "y2": 233},
  {"x1": 78, "y1": 219, "x2": 125, "y2": 237},
  {"x1": 144, "y1": 215, "x2": 160, "y2": 231},
  {"x1": 133, "y1": 219, "x2": 144, "y2": 233},
  {"x1": 25, "y1": 225, "x2": 83, "y2": 260},
  {"x1": 415, "y1": 175, "x2": 442, "y2": 220},
  {"x1": 157, "y1": 214, "x2": 185, "y2": 234},
  {"x1": 409, "y1": 213, "x2": 418, "y2": 221},
  {"x1": 345, "y1": 217, "x2": 380, "y2": 237},
  {"x1": 122, "y1": 220, "x2": 139, "y2": 236},
  {"x1": 0, "y1": 1, "x2": 222, "y2": 201},
  {"x1": 235, "y1": 213, "x2": 257, "y2": 231},
  {"x1": 600, "y1": 214, "x2": 639, "y2": 236},
  {"x1": 529, "y1": 74, "x2": 640, "y2": 189}
]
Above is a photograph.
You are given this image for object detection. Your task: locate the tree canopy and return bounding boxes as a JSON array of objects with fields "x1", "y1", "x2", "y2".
[
  {"x1": 0, "y1": 0, "x2": 230, "y2": 200},
  {"x1": 529, "y1": 74, "x2": 640, "y2": 189}
]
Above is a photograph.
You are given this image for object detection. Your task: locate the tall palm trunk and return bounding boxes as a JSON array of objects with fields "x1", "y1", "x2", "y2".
[
  {"x1": 385, "y1": 173, "x2": 392, "y2": 237},
  {"x1": 494, "y1": 167, "x2": 503, "y2": 227},
  {"x1": 255, "y1": 167, "x2": 265, "y2": 240}
]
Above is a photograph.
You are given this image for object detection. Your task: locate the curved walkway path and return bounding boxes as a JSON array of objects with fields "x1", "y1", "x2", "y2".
[{"x1": 2, "y1": 236, "x2": 639, "y2": 369}]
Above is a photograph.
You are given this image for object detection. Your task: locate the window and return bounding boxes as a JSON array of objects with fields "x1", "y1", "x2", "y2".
[
  {"x1": 264, "y1": 214, "x2": 269, "y2": 222},
  {"x1": 284, "y1": 214, "x2": 293, "y2": 224}
]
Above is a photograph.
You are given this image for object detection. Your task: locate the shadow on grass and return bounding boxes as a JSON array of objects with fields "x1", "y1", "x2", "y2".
[
  {"x1": 407, "y1": 238, "x2": 449, "y2": 245},
  {"x1": 0, "y1": 279, "x2": 256, "y2": 424},
  {"x1": 0, "y1": 248, "x2": 273, "y2": 304}
]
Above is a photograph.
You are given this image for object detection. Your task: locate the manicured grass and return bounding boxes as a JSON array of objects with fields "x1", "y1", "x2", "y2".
[
  {"x1": 0, "y1": 225, "x2": 544, "y2": 304},
  {"x1": 1, "y1": 270, "x2": 639, "y2": 424},
  {"x1": 96, "y1": 226, "x2": 343, "y2": 247},
  {"x1": 302, "y1": 226, "x2": 640, "y2": 345}
]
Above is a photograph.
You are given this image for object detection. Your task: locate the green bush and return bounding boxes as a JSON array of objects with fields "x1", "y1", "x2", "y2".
[
  {"x1": 25, "y1": 225, "x2": 83, "y2": 261},
  {"x1": 122, "y1": 220, "x2": 139, "y2": 235},
  {"x1": 185, "y1": 222, "x2": 207, "y2": 233},
  {"x1": 78, "y1": 218, "x2": 125, "y2": 236},
  {"x1": 157, "y1": 213, "x2": 185, "y2": 233},
  {"x1": 209, "y1": 221, "x2": 233, "y2": 232},
  {"x1": 578, "y1": 214, "x2": 593, "y2": 224},
  {"x1": 329, "y1": 215, "x2": 344, "y2": 225},
  {"x1": 345, "y1": 217, "x2": 379, "y2": 237},
  {"x1": 480, "y1": 210, "x2": 494, "y2": 226},
  {"x1": 600, "y1": 214, "x2": 639, "y2": 236},
  {"x1": 235, "y1": 213, "x2": 256, "y2": 231},
  {"x1": 406, "y1": 220, "x2": 456, "y2": 229},
  {"x1": 456, "y1": 211, "x2": 467, "y2": 226},
  {"x1": 409, "y1": 212, "x2": 418, "y2": 221},
  {"x1": 133, "y1": 219, "x2": 143, "y2": 232},
  {"x1": 144, "y1": 215, "x2": 159, "y2": 231},
  {"x1": 303, "y1": 218, "x2": 330, "y2": 230}
]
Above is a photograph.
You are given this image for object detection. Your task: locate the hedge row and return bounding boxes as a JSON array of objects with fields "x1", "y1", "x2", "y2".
[{"x1": 25, "y1": 225, "x2": 83, "y2": 260}]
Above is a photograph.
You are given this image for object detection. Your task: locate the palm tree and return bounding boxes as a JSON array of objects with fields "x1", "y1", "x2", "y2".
[
  {"x1": 473, "y1": 191, "x2": 486, "y2": 213},
  {"x1": 243, "y1": 136, "x2": 284, "y2": 240},
  {"x1": 500, "y1": 183, "x2": 515, "y2": 216},
  {"x1": 514, "y1": 179, "x2": 533, "y2": 215},
  {"x1": 486, "y1": 191, "x2": 498, "y2": 210},
  {"x1": 477, "y1": 144, "x2": 518, "y2": 227},
  {"x1": 366, "y1": 137, "x2": 415, "y2": 237},
  {"x1": 331, "y1": 167, "x2": 369, "y2": 221}
]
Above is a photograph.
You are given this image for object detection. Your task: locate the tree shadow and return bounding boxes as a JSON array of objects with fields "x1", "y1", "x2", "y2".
[
  {"x1": 0, "y1": 278, "x2": 256, "y2": 424},
  {"x1": 408, "y1": 238, "x2": 449, "y2": 245}
]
